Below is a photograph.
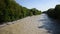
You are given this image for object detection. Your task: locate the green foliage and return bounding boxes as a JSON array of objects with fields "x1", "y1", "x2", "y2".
[
  {"x1": 47, "y1": 4, "x2": 60, "y2": 19},
  {"x1": 0, "y1": 0, "x2": 41, "y2": 24},
  {"x1": 30, "y1": 8, "x2": 41, "y2": 15}
]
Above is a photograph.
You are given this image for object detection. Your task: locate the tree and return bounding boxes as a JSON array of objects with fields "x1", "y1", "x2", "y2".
[
  {"x1": 0, "y1": 0, "x2": 42, "y2": 24},
  {"x1": 47, "y1": 4, "x2": 60, "y2": 19}
]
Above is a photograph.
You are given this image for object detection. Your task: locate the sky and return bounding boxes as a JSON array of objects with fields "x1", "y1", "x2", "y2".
[{"x1": 15, "y1": 0, "x2": 60, "y2": 11}]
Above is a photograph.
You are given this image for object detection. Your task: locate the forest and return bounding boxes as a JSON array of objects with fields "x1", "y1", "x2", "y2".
[{"x1": 0, "y1": 0, "x2": 41, "y2": 24}]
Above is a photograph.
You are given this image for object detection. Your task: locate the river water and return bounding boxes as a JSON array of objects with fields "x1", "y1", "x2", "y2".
[
  {"x1": 0, "y1": 14, "x2": 60, "y2": 34},
  {"x1": 38, "y1": 14, "x2": 60, "y2": 34}
]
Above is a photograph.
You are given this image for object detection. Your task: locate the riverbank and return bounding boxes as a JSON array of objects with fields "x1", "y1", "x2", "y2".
[{"x1": 0, "y1": 15, "x2": 50, "y2": 34}]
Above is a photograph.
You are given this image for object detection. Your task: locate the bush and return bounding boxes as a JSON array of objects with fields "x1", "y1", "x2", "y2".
[{"x1": 0, "y1": 0, "x2": 42, "y2": 24}]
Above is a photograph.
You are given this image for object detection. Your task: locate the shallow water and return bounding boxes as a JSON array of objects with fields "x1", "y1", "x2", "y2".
[
  {"x1": 0, "y1": 14, "x2": 60, "y2": 34},
  {"x1": 38, "y1": 14, "x2": 60, "y2": 34}
]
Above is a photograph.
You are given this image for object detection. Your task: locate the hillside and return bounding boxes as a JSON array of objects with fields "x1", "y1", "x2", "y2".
[{"x1": 0, "y1": 0, "x2": 41, "y2": 24}]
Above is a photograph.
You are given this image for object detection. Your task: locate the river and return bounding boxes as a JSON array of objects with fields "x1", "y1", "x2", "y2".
[
  {"x1": 38, "y1": 14, "x2": 60, "y2": 34},
  {"x1": 0, "y1": 14, "x2": 60, "y2": 34}
]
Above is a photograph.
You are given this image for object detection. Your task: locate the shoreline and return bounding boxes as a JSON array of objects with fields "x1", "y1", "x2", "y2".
[
  {"x1": 0, "y1": 15, "x2": 49, "y2": 34},
  {"x1": 0, "y1": 15, "x2": 40, "y2": 28}
]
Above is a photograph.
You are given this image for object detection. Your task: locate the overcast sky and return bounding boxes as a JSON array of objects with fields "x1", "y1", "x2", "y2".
[{"x1": 15, "y1": 0, "x2": 60, "y2": 11}]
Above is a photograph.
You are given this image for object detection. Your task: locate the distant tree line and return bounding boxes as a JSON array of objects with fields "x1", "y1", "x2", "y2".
[
  {"x1": 0, "y1": 0, "x2": 41, "y2": 24},
  {"x1": 46, "y1": 4, "x2": 60, "y2": 19}
]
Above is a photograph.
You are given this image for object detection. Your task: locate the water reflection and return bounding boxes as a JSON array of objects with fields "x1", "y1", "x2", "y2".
[{"x1": 38, "y1": 14, "x2": 60, "y2": 34}]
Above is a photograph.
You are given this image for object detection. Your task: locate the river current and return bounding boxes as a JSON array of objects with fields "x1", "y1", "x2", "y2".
[{"x1": 38, "y1": 14, "x2": 60, "y2": 34}]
